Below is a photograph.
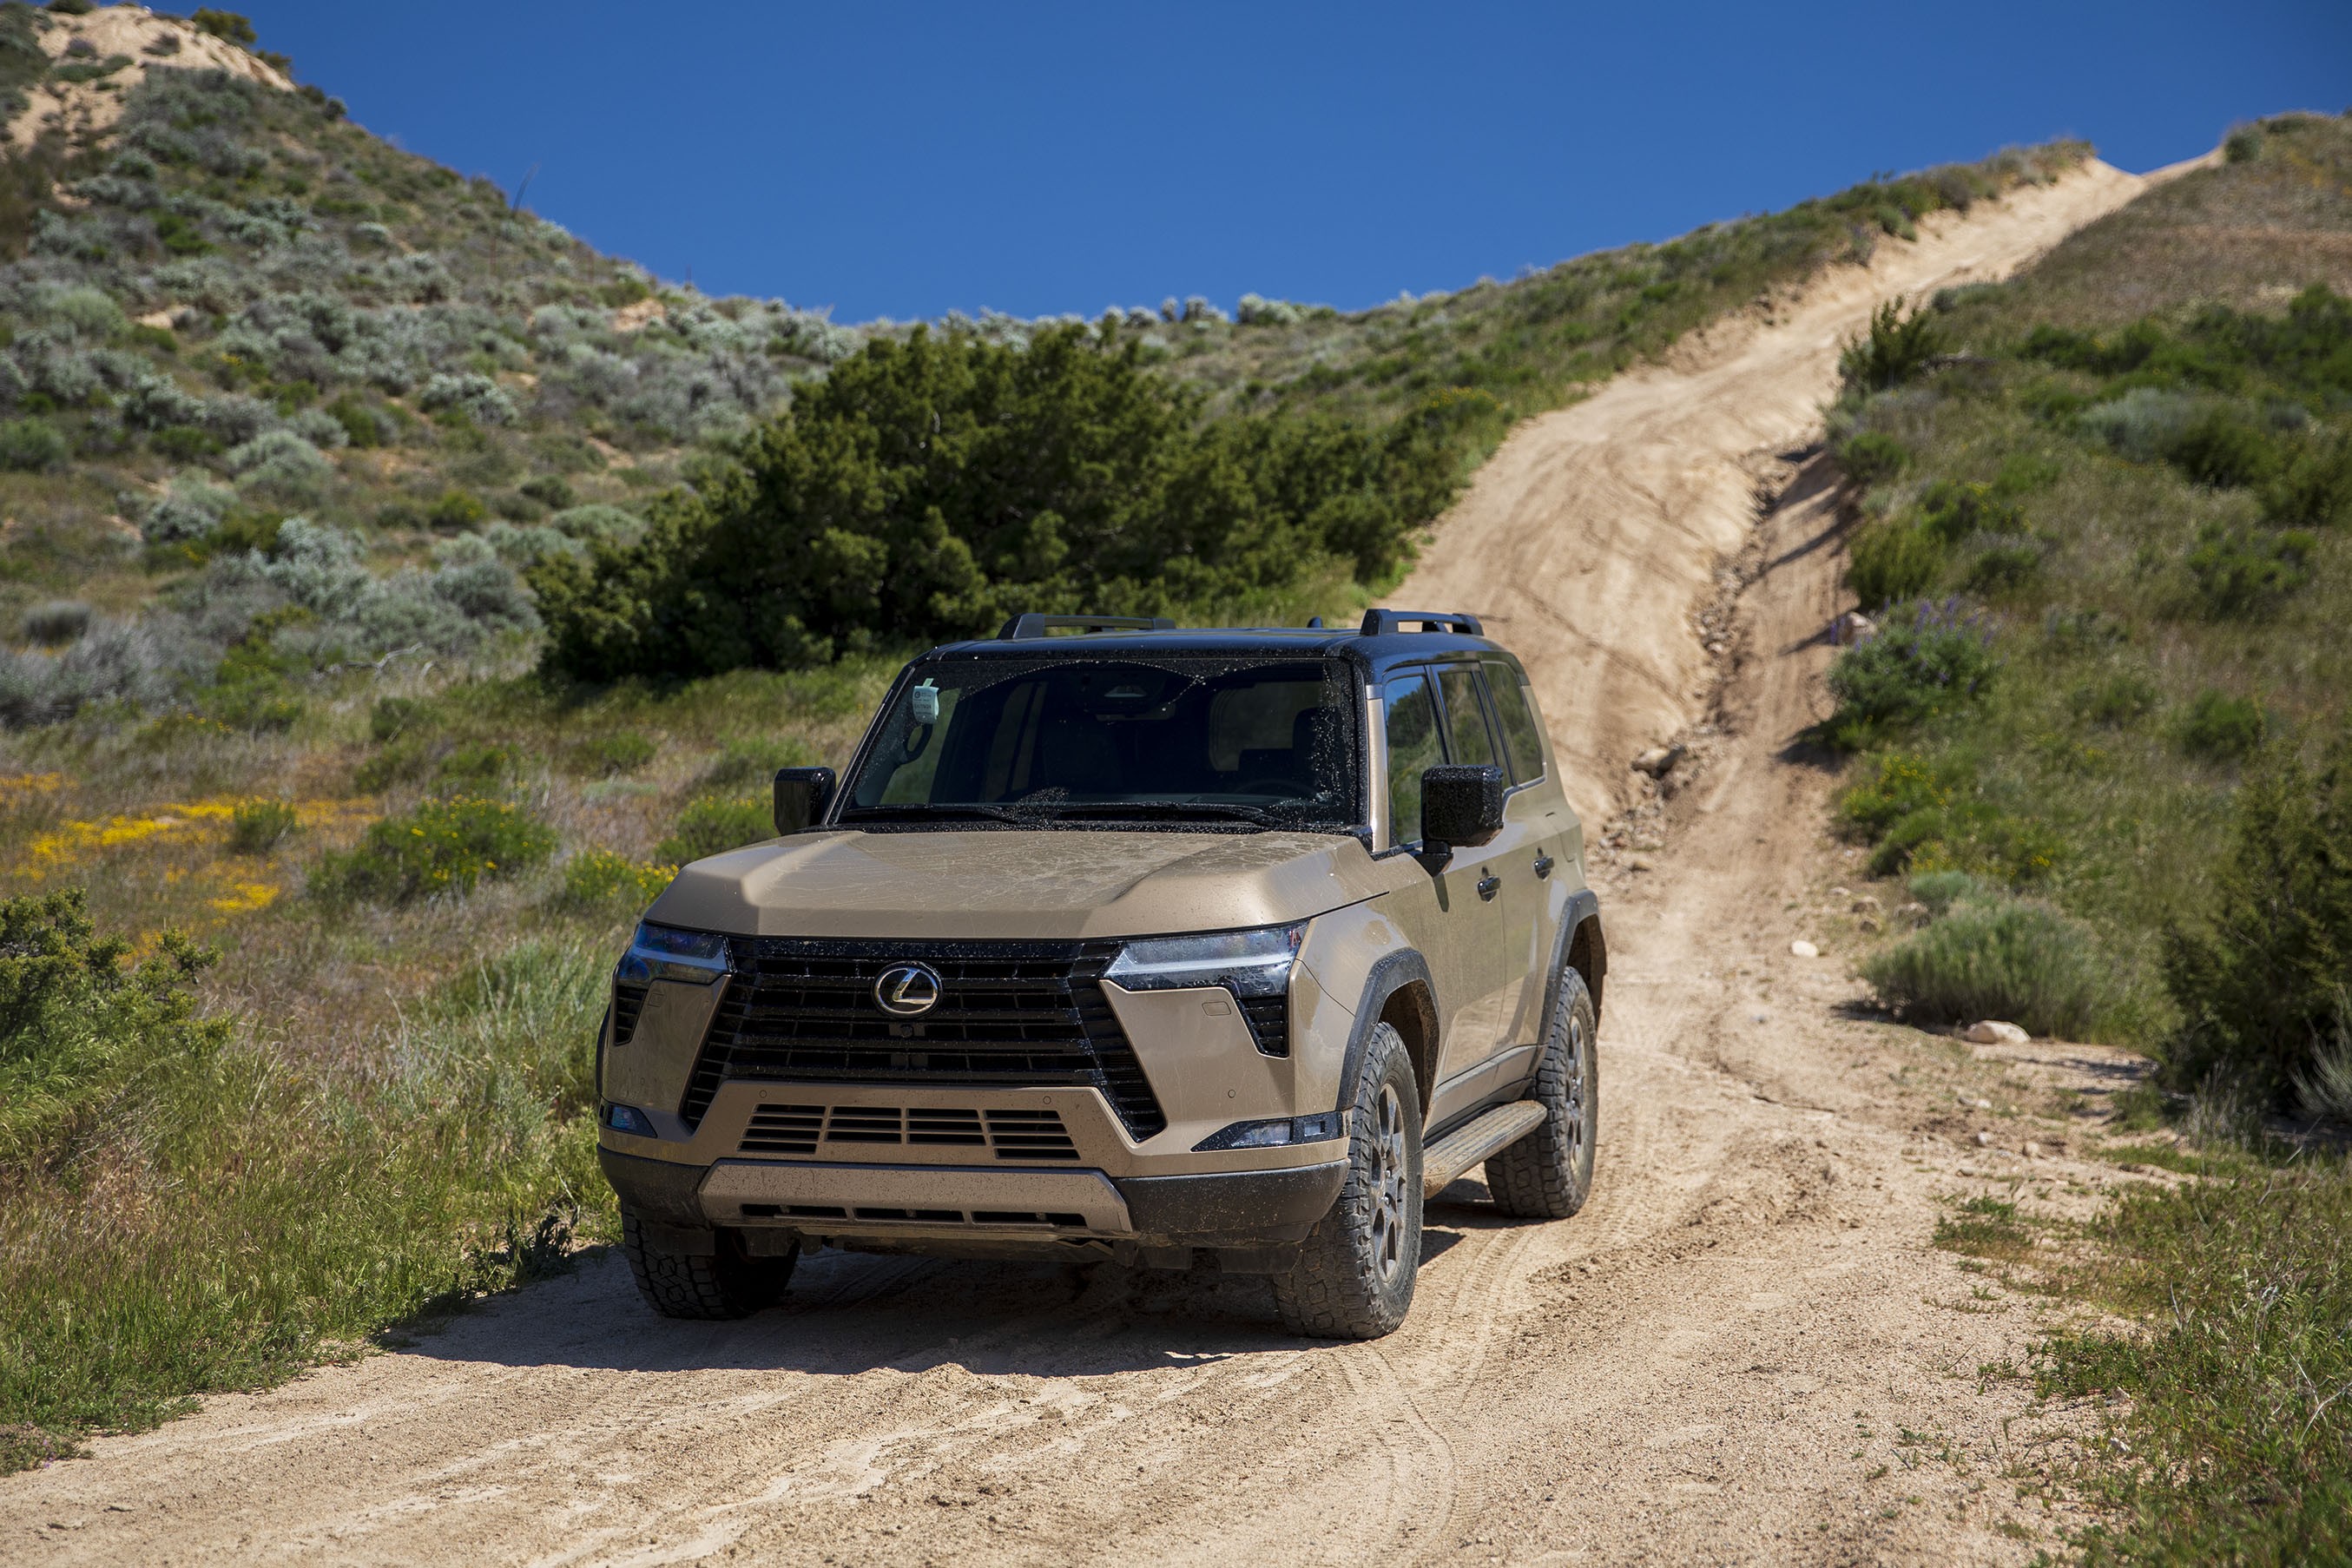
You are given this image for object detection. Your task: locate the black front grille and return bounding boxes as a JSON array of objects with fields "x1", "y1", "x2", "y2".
[
  {"x1": 1239, "y1": 995, "x2": 1290, "y2": 1057},
  {"x1": 682, "y1": 939, "x2": 1166, "y2": 1140}
]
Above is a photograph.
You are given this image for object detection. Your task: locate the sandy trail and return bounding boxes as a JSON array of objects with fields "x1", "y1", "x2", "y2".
[
  {"x1": 4, "y1": 164, "x2": 2169, "y2": 1566},
  {"x1": 1383, "y1": 157, "x2": 2151, "y2": 827}
]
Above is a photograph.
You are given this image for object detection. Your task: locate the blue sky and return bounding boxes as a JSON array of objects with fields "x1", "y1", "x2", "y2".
[{"x1": 238, "y1": 2, "x2": 2347, "y2": 324}]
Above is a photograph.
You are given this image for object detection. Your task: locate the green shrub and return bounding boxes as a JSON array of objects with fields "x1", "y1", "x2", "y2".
[
  {"x1": 2173, "y1": 688, "x2": 2267, "y2": 760},
  {"x1": 1862, "y1": 894, "x2": 2105, "y2": 1037},
  {"x1": 1837, "y1": 296, "x2": 1943, "y2": 393},
  {"x1": 656, "y1": 795, "x2": 771, "y2": 864},
  {"x1": 1847, "y1": 517, "x2": 1945, "y2": 608},
  {"x1": 555, "y1": 849, "x2": 674, "y2": 913},
  {"x1": 2164, "y1": 738, "x2": 2352, "y2": 1101},
  {"x1": 229, "y1": 799, "x2": 297, "y2": 853},
  {"x1": 0, "y1": 889, "x2": 225, "y2": 1157},
  {"x1": 0, "y1": 418, "x2": 67, "y2": 471},
  {"x1": 1835, "y1": 431, "x2": 1910, "y2": 485},
  {"x1": 434, "y1": 743, "x2": 515, "y2": 783},
  {"x1": 1907, "y1": 868, "x2": 1984, "y2": 915},
  {"x1": 325, "y1": 392, "x2": 382, "y2": 448},
  {"x1": 1817, "y1": 600, "x2": 1998, "y2": 748},
  {"x1": 427, "y1": 488, "x2": 487, "y2": 530},
  {"x1": 2186, "y1": 524, "x2": 2314, "y2": 618},
  {"x1": 2165, "y1": 410, "x2": 2280, "y2": 489},
  {"x1": 312, "y1": 796, "x2": 556, "y2": 904},
  {"x1": 532, "y1": 324, "x2": 1469, "y2": 680},
  {"x1": 698, "y1": 735, "x2": 817, "y2": 790},
  {"x1": 519, "y1": 475, "x2": 575, "y2": 511},
  {"x1": 568, "y1": 730, "x2": 656, "y2": 777},
  {"x1": 369, "y1": 695, "x2": 428, "y2": 742},
  {"x1": 2260, "y1": 436, "x2": 2352, "y2": 528}
]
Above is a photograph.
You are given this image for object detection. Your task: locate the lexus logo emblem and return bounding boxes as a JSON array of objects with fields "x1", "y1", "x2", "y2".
[{"x1": 873, "y1": 962, "x2": 943, "y2": 1017}]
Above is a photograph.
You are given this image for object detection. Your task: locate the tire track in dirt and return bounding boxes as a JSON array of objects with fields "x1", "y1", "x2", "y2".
[{"x1": 0, "y1": 158, "x2": 2187, "y2": 1567}]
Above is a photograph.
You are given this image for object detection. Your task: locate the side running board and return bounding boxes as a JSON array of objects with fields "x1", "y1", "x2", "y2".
[{"x1": 1421, "y1": 1099, "x2": 1545, "y2": 1198}]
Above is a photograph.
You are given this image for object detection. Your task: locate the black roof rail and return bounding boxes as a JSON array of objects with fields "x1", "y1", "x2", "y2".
[
  {"x1": 1359, "y1": 608, "x2": 1485, "y2": 636},
  {"x1": 996, "y1": 613, "x2": 1177, "y2": 641}
]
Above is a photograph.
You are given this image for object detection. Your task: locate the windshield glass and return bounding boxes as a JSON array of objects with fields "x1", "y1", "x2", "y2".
[{"x1": 840, "y1": 656, "x2": 1360, "y2": 830}]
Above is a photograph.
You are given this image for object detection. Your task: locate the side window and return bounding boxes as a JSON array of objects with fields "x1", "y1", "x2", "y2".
[
  {"x1": 1382, "y1": 672, "x2": 1443, "y2": 847},
  {"x1": 1435, "y1": 665, "x2": 1498, "y2": 768},
  {"x1": 1481, "y1": 658, "x2": 1546, "y2": 785}
]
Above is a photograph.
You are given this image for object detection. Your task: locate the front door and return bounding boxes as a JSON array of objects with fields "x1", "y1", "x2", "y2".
[{"x1": 1426, "y1": 662, "x2": 1538, "y2": 1088}]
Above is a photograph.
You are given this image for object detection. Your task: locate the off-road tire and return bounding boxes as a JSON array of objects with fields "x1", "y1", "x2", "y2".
[
  {"x1": 1486, "y1": 965, "x2": 1598, "y2": 1219},
  {"x1": 622, "y1": 1211, "x2": 798, "y2": 1321},
  {"x1": 1272, "y1": 1022, "x2": 1423, "y2": 1340}
]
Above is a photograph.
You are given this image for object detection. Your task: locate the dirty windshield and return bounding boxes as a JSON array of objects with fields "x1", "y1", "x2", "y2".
[{"x1": 839, "y1": 657, "x2": 1360, "y2": 831}]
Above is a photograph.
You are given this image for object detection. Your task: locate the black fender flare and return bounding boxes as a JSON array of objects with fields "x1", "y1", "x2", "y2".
[
  {"x1": 1329, "y1": 948, "x2": 1440, "y2": 1119},
  {"x1": 1556, "y1": 887, "x2": 1604, "y2": 1022}
]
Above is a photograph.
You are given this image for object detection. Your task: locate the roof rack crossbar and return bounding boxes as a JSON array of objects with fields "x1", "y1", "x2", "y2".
[
  {"x1": 1359, "y1": 609, "x2": 1485, "y2": 637},
  {"x1": 997, "y1": 613, "x2": 1178, "y2": 641}
]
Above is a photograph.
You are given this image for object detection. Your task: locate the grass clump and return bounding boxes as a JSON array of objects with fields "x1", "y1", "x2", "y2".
[
  {"x1": 2036, "y1": 1160, "x2": 2352, "y2": 1565},
  {"x1": 556, "y1": 849, "x2": 673, "y2": 914},
  {"x1": 0, "y1": 908, "x2": 612, "y2": 1472},
  {"x1": 656, "y1": 795, "x2": 771, "y2": 864},
  {"x1": 229, "y1": 798, "x2": 297, "y2": 853},
  {"x1": 1862, "y1": 892, "x2": 2105, "y2": 1037},
  {"x1": 312, "y1": 796, "x2": 555, "y2": 904},
  {"x1": 1932, "y1": 1195, "x2": 2033, "y2": 1262}
]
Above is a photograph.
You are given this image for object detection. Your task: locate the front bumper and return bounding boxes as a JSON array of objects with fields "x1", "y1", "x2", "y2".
[{"x1": 601, "y1": 1146, "x2": 1345, "y2": 1249}]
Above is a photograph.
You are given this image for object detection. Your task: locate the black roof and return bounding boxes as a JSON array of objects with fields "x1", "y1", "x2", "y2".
[{"x1": 921, "y1": 609, "x2": 1511, "y2": 675}]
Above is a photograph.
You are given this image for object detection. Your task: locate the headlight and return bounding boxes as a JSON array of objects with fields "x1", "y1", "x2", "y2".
[
  {"x1": 1103, "y1": 922, "x2": 1304, "y2": 998},
  {"x1": 616, "y1": 923, "x2": 729, "y2": 986}
]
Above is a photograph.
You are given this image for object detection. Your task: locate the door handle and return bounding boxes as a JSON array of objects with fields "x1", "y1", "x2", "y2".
[
  {"x1": 1476, "y1": 873, "x2": 1501, "y2": 901},
  {"x1": 1533, "y1": 854, "x2": 1555, "y2": 880}
]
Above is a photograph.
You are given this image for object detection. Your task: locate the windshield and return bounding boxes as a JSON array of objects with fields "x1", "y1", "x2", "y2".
[{"x1": 840, "y1": 656, "x2": 1361, "y2": 831}]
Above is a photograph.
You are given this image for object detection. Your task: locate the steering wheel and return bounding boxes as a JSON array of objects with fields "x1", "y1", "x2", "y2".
[{"x1": 1235, "y1": 778, "x2": 1314, "y2": 799}]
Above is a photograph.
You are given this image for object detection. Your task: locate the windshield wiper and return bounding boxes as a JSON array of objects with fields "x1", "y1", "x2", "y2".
[
  {"x1": 835, "y1": 803, "x2": 1033, "y2": 824},
  {"x1": 1051, "y1": 800, "x2": 1298, "y2": 827}
]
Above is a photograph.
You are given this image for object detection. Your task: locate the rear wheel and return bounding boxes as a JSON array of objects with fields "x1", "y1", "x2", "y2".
[
  {"x1": 1272, "y1": 1022, "x2": 1423, "y2": 1340},
  {"x1": 1486, "y1": 965, "x2": 1598, "y2": 1219},
  {"x1": 622, "y1": 1211, "x2": 798, "y2": 1320}
]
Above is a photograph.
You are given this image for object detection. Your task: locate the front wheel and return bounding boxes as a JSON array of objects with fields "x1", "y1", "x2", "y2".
[
  {"x1": 1485, "y1": 965, "x2": 1598, "y2": 1219},
  {"x1": 622, "y1": 1211, "x2": 798, "y2": 1320},
  {"x1": 1272, "y1": 1021, "x2": 1423, "y2": 1340}
]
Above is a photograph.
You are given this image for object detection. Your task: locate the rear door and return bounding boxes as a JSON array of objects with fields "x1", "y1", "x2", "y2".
[{"x1": 1480, "y1": 656, "x2": 1571, "y2": 1057}]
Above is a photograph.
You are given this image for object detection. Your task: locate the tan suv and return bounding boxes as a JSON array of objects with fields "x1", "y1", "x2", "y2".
[{"x1": 597, "y1": 609, "x2": 1604, "y2": 1339}]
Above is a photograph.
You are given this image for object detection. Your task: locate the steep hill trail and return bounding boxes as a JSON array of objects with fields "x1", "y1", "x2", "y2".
[{"x1": 4, "y1": 160, "x2": 2189, "y2": 1566}]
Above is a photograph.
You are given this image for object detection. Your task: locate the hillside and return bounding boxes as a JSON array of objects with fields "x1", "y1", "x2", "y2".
[{"x1": 9, "y1": 0, "x2": 2333, "y2": 1530}]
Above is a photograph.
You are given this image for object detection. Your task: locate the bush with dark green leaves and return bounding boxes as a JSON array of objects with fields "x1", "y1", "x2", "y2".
[
  {"x1": 532, "y1": 324, "x2": 1471, "y2": 679},
  {"x1": 656, "y1": 795, "x2": 772, "y2": 864},
  {"x1": 2173, "y1": 688, "x2": 2267, "y2": 760},
  {"x1": 1838, "y1": 296, "x2": 1943, "y2": 394},
  {"x1": 2165, "y1": 735, "x2": 2352, "y2": 1102},
  {"x1": 312, "y1": 796, "x2": 555, "y2": 905},
  {"x1": 0, "y1": 417, "x2": 67, "y2": 471},
  {"x1": 1835, "y1": 431, "x2": 1910, "y2": 485},
  {"x1": 1816, "y1": 599, "x2": 1998, "y2": 749},
  {"x1": 0, "y1": 889, "x2": 225, "y2": 1159}
]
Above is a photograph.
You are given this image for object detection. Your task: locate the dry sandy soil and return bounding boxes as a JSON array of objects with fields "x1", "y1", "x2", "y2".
[
  {"x1": 4, "y1": 5, "x2": 289, "y2": 156},
  {"x1": 3, "y1": 161, "x2": 2193, "y2": 1566}
]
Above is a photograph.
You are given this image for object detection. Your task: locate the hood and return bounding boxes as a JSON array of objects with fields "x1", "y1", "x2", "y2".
[{"x1": 645, "y1": 828, "x2": 1387, "y2": 940}]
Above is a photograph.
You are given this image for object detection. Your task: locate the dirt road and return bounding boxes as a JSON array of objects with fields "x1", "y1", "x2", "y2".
[{"x1": 4, "y1": 164, "x2": 2168, "y2": 1566}]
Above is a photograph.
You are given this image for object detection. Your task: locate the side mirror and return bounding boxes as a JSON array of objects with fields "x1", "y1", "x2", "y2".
[
  {"x1": 1420, "y1": 764, "x2": 1505, "y2": 864},
  {"x1": 773, "y1": 767, "x2": 837, "y2": 835}
]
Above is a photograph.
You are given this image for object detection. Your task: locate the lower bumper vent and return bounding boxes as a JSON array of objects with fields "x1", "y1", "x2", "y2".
[
  {"x1": 735, "y1": 1104, "x2": 1079, "y2": 1161},
  {"x1": 735, "y1": 1202, "x2": 1090, "y2": 1229}
]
